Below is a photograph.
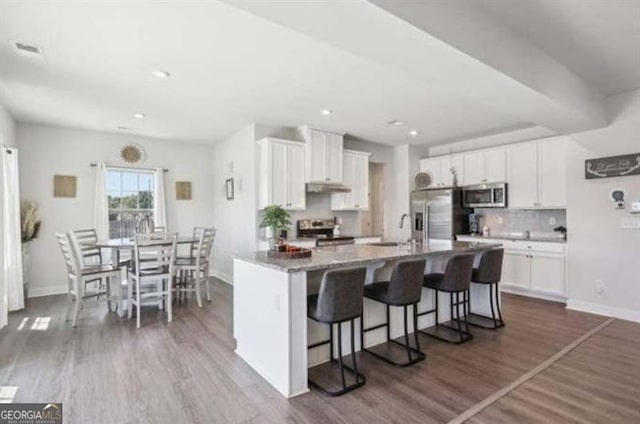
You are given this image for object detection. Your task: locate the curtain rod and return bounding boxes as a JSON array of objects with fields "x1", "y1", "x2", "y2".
[{"x1": 90, "y1": 163, "x2": 168, "y2": 172}]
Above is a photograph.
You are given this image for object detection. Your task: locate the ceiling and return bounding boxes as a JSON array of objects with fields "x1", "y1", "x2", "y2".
[
  {"x1": 474, "y1": 0, "x2": 640, "y2": 96},
  {"x1": 0, "y1": 0, "x2": 638, "y2": 146}
]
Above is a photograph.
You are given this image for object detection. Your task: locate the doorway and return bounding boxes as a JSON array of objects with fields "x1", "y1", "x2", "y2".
[{"x1": 361, "y1": 162, "x2": 384, "y2": 236}]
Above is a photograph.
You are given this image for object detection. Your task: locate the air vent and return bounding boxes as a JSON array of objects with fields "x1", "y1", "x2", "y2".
[{"x1": 13, "y1": 42, "x2": 44, "y2": 59}]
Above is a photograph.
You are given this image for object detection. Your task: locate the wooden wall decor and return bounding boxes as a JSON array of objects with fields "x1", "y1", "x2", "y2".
[
  {"x1": 585, "y1": 153, "x2": 640, "y2": 179},
  {"x1": 176, "y1": 181, "x2": 192, "y2": 200},
  {"x1": 54, "y1": 175, "x2": 77, "y2": 198}
]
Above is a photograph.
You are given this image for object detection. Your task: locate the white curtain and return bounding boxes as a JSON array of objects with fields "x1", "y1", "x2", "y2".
[
  {"x1": 2, "y1": 147, "x2": 24, "y2": 329},
  {"x1": 153, "y1": 168, "x2": 167, "y2": 229},
  {"x1": 93, "y1": 163, "x2": 109, "y2": 240}
]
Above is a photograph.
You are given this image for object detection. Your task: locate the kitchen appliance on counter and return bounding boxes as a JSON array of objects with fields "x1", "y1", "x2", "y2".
[
  {"x1": 463, "y1": 182, "x2": 507, "y2": 208},
  {"x1": 411, "y1": 188, "x2": 472, "y2": 243},
  {"x1": 468, "y1": 213, "x2": 480, "y2": 234},
  {"x1": 297, "y1": 219, "x2": 355, "y2": 247}
]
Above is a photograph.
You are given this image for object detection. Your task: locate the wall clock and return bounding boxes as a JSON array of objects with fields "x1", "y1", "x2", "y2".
[{"x1": 120, "y1": 143, "x2": 145, "y2": 164}]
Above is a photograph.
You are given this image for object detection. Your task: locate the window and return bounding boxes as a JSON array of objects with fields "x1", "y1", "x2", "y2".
[{"x1": 107, "y1": 169, "x2": 154, "y2": 238}]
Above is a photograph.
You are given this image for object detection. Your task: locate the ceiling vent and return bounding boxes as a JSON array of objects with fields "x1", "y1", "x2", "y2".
[{"x1": 13, "y1": 42, "x2": 44, "y2": 59}]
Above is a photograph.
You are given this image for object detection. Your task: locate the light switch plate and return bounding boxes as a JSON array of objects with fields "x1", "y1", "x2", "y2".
[{"x1": 631, "y1": 201, "x2": 640, "y2": 214}]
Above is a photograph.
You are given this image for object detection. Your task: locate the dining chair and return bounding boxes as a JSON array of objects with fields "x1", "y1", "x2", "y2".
[
  {"x1": 71, "y1": 228, "x2": 103, "y2": 265},
  {"x1": 56, "y1": 232, "x2": 123, "y2": 327},
  {"x1": 128, "y1": 233, "x2": 178, "y2": 328},
  {"x1": 175, "y1": 228, "x2": 216, "y2": 307}
]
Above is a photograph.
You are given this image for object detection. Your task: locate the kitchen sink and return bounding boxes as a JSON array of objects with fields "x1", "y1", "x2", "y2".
[{"x1": 367, "y1": 241, "x2": 400, "y2": 247}]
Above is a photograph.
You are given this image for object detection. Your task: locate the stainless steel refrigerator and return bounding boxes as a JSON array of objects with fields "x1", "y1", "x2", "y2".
[{"x1": 410, "y1": 188, "x2": 472, "y2": 243}]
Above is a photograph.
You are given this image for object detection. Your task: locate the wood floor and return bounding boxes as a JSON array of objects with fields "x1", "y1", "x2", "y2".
[{"x1": 1, "y1": 280, "x2": 638, "y2": 424}]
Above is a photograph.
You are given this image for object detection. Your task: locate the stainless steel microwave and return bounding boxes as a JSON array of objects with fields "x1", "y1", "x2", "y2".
[{"x1": 463, "y1": 182, "x2": 507, "y2": 208}]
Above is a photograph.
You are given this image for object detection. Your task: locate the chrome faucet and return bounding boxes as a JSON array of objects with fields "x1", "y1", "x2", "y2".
[{"x1": 399, "y1": 213, "x2": 409, "y2": 229}]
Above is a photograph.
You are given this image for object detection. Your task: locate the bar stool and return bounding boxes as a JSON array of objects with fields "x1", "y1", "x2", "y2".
[
  {"x1": 361, "y1": 258, "x2": 427, "y2": 367},
  {"x1": 467, "y1": 248, "x2": 505, "y2": 329},
  {"x1": 307, "y1": 267, "x2": 367, "y2": 396},
  {"x1": 419, "y1": 254, "x2": 475, "y2": 344}
]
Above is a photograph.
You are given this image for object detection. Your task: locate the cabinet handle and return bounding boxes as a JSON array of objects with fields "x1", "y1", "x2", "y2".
[
  {"x1": 325, "y1": 178, "x2": 330, "y2": 182},
  {"x1": 355, "y1": 204, "x2": 359, "y2": 207}
]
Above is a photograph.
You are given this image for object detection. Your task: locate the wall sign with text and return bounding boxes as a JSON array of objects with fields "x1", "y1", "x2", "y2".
[{"x1": 585, "y1": 153, "x2": 640, "y2": 179}]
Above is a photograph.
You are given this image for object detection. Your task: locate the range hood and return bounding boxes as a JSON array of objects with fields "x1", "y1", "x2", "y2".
[{"x1": 306, "y1": 182, "x2": 352, "y2": 194}]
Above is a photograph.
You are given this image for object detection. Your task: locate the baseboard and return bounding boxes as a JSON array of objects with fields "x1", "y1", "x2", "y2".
[
  {"x1": 28, "y1": 284, "x2": 68, "y2": 298},
  {"x1": 566, "y1": 299, "x2": 640, "y2": 323},
  {"x1": 210, "y1": 270, "x2": 233, "y2": 285},
  {"x1": 500, "y1": 284, "x2": 567, "y2": 304}
]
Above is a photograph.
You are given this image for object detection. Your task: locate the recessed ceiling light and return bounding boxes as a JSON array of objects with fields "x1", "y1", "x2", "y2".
[
  {"x1": 387, "y1": 120, "x2": 404, "y2": 126},
  {"x1": 409, "y1": 130, "x2": 419, "y2": 137},
  {"x1": 133, "y1": 113, "x2": 146, "y2": 119},
  {"x1": 321, "y1": 109, "x2": 333, "y2": 116},
  {"x1": 152, "y1": 70, "x2": 170, "y2": 78}
]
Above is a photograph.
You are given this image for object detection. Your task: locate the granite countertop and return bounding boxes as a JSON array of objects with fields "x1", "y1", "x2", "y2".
[
  {"x1": 456, "y1": 234, "x2": 567, "y2": 244},
  {"x1": 235, "y1": 240, "x2": 501, "y2": 273},
  {"x1": 261, "y1": 235, "x2": 383, "y2": 243}
]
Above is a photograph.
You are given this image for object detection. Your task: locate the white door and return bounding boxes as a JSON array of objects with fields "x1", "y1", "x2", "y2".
[
  {"x1": 502, "y1": 251, "x2": 531, "y2": 289},
  {"x1": 484, "y1": 147, "x2": 506, "y2": 183},
  {"x1": 507, "y1": 143, "x2": 538, "y2": 208},
  {"x1": 270, "y1": 142, "x2": 288, "y2": 208},
  {"x1": 326, "y1": 132, "x2": 343, "y2": 183},
  {"x1": 538, "y1": 138, "x2": 566, "y2": 208},
  {"x1": 463, "y1": 151, "x2": 485, "y2": 185},
  {"x1": 287, "y1": 144, "x2": 306, "y2": 210},
  {"x1": 530, "y1": 254, "x2": 565, "y2": 295},
  {"x1": 419, "y1": 157, "x2": 442, "y2": 187},
  {"x1": 308, "y1": 129, "x2": 327, "y2": 182},
  {"x1": 354, "y1": 154, "x2": 369, "y2": 209}
]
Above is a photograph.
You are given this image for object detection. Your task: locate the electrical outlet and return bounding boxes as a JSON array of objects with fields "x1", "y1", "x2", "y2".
[
  {"x1": 549, "y1": 217, "x2": 556, "y2": 225},
  {"x1": 595, "y1": 279, "x2": 604, "y2": 295}
]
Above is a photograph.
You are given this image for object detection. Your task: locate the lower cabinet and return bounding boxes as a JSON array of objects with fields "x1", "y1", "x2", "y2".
[{"x1": 457, "y1": 236, "x2": 566, "y2": 300}]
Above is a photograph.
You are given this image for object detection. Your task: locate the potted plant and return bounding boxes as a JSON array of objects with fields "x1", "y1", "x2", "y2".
[
  {"x1": 21, "y1": 200, "x2": 41, "y2": 302},
  {"x1": 260, "y1": 205, "x2": 291, "y2": 251}
]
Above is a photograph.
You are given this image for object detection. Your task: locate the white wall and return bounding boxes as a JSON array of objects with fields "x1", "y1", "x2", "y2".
[
  {"x1": 210, "y1": 124, "x2": 259, "y2": 283},
  {"x1": 565, "y1": 89, "x2": 640, "y2": 321},
  {"x1": 17, "y1": 123, "x2": 216, "y2": 297}
]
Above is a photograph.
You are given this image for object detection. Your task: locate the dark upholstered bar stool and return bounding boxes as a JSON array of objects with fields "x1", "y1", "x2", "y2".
[
  {"x1": 361, "y1": 258, "x2": 427, "y2": 367},
  {"x1": 467, "y1": 248, "x2": 505, "y2": 329},
  {"x1": 307, "y1": 267, "x2": 367, "y2": 396},
  {"x1": 419, "y1": 254, "x2": 475, "y2": 344}
]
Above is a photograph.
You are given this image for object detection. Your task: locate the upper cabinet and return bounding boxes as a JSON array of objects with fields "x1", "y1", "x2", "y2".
[
  {"x1": 332, "y1": 150, "x2": 371, "y2": 210},
  {"x1": 507, "y1": 136, "x2": 566, "y2": 208},
  {"x1": 257, "y1": 137, "x2": 306, "y2": 210},
  {"x1": 462, "y1": 147, "x2": 506, "y2": 186},
  {"x1": 296, "y1": 126, "x2": 344, "y2": 183},
  {"x1": 419, "y1": 154, "x2": 463, "y2": 188}
]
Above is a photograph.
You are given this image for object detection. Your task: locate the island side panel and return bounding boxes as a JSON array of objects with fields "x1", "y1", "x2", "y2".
[{"x1": 233, "y1": 259, "x2": 309, "y2": 398}]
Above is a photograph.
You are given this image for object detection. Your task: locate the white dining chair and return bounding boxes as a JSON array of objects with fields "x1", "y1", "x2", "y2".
[
  {"x1": 128, "y1": 233, "x2": 177, "y2": 328},
  {"x1": 175, "y1": 228, "x2": 216, "y2": 307},
  {"x1": 56, "y1": 232, "x2": 123, "y2": 327}
]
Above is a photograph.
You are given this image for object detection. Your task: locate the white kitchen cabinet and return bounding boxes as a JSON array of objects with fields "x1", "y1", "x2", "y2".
[
  {"x1": 462, "y1": 147, "x2": 506, "y2": 186},
  {"x1": 537, "y1": 138, "x2": 566, "y2": 208},
  {"x1": 257, "y1": 137, "x2": 306, "y2": 210},
  {"x1": 484, "y1": 147, "x2": 507, "y2": 183},
  {"x1": 419, "y1": 154, "x2": 463, "y2": 188},
  {"x1": 502, "y1": 251, "x2": 531, "y2": 289},
  {"x1": 507, "y1": 137, "x2": 566, "y2": 208},
  {"x1": 297, "y1": 126, "x2": 344, "y2": 183},
  {"x1": 332, "y1": 150, "x2": 370, "y2": 210},
  {"x1": 455, "y1": 236, "x2": 567, "y2": 300},
  {"x1": 507, "y1": 142, "x2": 539, "y2": 208},
  {"x1": 530, "y1": 253, "x2": 565, "y2": 296}
]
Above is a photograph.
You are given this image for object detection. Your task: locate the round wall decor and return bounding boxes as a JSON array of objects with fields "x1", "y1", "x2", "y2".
[{"x1": 120, "y1": 143, "x2": 145, "y2": 164}]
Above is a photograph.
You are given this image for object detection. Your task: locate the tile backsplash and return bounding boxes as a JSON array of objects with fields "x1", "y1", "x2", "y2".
[{"x1": 474, "y1": 208, "x2": 567, "y2": 239}]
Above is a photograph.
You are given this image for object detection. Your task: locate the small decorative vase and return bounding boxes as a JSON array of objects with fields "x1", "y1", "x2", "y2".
[{"x1": 21, "y1": 243, "x2": 31, "y2": 304}]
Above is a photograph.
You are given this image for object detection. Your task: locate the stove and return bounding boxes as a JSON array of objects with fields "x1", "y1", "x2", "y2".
[{"x1": 296, "y1": 219, "x2": 355, "y2": 247}]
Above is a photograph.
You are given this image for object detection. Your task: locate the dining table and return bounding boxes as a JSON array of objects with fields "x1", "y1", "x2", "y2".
[{"x1": 88, "y1": 236, "x2": 199, "y2": 316}]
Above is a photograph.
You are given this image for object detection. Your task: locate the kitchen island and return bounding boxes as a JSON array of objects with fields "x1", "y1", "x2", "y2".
[{"x1": 233, "y1": 240, "x2": 501, "y2": 398}]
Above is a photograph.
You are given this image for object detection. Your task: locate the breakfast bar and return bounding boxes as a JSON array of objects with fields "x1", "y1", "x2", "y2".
[{"x1": 233, "y1": 240, "x2": 501, "y2": 398}]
